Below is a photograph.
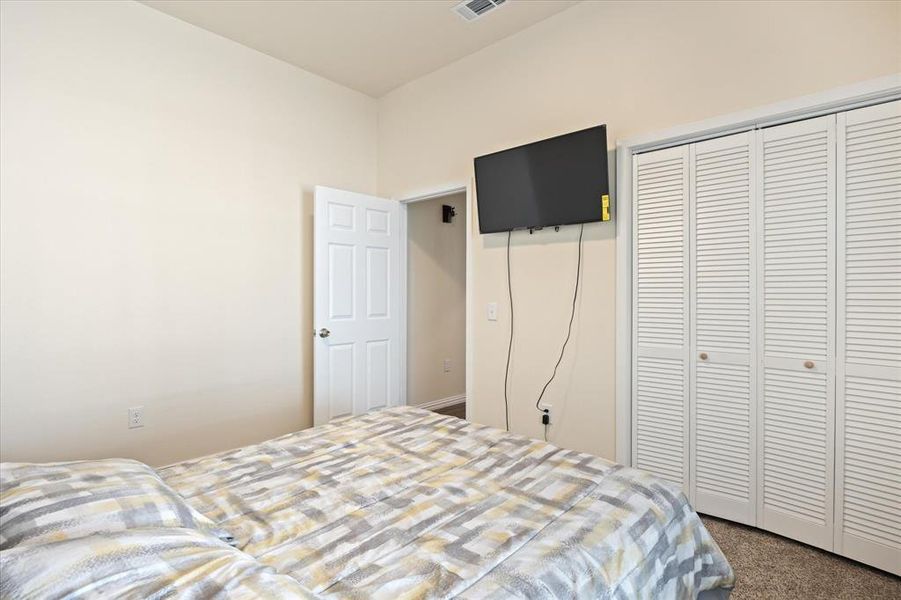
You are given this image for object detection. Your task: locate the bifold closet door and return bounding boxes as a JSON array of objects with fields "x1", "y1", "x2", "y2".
[
  {"x1": 835, "y1": 99, "x2": 901, "y2": 575},
  {"x1": 757, "y1": 114, "x2": 836, "y2": 550},
  {"x1": 632, "y1": 145, "x2": 690, "y2": 493},
  {"x1": 689, "y1": 132, "x2": 757, "y2": 525}
]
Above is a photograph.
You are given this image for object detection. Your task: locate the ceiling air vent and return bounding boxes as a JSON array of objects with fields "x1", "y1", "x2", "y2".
[{"x1": 453, "y1": 0, "x2": 507, "y2": 22}]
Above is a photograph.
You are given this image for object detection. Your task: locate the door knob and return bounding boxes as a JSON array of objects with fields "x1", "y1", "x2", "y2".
[
  {"x1": 318, "y1": 328, "x2": 331, "y2": 338},
  {"x1": 699, "y1": 352, "x2": 708, "y2": 360},
  {"x1": 804, "y1": 360, "x2": 815, "y2": 369}
]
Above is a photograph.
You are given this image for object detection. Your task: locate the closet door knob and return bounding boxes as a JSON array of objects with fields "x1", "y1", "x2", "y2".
[
  {"x1": 699, "y1": 352, "x2": 708, "y2": 360},
  {"x1": 804, "y1": 360, "x2": 815, "y2": 369}
]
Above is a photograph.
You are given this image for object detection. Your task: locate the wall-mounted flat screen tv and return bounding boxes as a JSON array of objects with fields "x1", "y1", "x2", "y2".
[{"x1": 474, "y1": 125, "x2": 609, "y2": 233}]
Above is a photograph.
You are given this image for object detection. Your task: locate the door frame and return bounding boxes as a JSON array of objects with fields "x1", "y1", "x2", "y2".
[
  {"x1": 614, "y1": 74, "x2": 901, "y2": 465},
  {"x1": 397, "y1": 183, "x2": 474, "y2": 416}
]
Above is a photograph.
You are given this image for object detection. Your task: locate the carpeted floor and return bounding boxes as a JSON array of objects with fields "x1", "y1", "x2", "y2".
[
  {"x1": 702, "y1": 515, "x2": 901, "y2": 599},
  {"x1": 433, "y1": 402, "x2": 466, "y2": 419}
]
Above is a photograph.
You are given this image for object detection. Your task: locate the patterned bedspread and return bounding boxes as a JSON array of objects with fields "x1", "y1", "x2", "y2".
[{"x1": 159, "y1": 407, "x2": 734, "y2": 599}]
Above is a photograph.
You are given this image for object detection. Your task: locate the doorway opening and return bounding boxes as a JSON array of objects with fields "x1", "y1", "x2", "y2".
[{"x1": 401, "y1": 188, "x2": 470, "y2": 420}]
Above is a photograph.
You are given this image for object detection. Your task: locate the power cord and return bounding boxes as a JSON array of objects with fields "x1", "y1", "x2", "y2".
[
  {"x1": 503, "y1": 229, "x2": 513, "y2": 431},
  {"x1": 535, "y1": 223, "x2": 585, "y2": 425}
]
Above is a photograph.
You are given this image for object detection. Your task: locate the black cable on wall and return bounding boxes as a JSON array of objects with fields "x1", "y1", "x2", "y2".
[
  {"x1": 503, "y1": 230, "x2": 513, "y2": 431},
  {"x1": 534, "y1": 223, "x2": 585, "y2": 417},
  {"x1": 502, "y1": 224, "x2": 585, "y2": 439}
]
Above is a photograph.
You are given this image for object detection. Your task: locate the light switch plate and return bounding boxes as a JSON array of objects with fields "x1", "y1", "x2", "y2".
[{"x1": 487, "y1": 302, "x2": 498, "y2": 321}]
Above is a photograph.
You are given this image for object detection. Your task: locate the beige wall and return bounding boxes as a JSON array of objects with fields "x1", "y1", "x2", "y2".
[
  {"x1": 2, "y1": 0, "x2": 898, "y2": 468},
  {"x1": 377, "y1": 1, "x2": 901, "y2": 459},
  {"x1": 0, "y1": 1, "x2": 377, "y2": 466},
  {"x1": 406, "y1": 194, "x2": 466, "y2": 406}
]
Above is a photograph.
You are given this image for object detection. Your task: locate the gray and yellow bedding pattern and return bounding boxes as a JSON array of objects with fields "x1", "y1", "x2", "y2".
[
  {"x1": 0, "y1": 527, "x2": 313, "y2": 599},
  {"x1": 1, "y1": 407, "x2": 733, "y2": 598},
  {"x1": 159, "y1": 407, "x2": 734, "y2": 598},
  {"x1": 0, "y1": 458, "x2": 219, "y2": 549}
]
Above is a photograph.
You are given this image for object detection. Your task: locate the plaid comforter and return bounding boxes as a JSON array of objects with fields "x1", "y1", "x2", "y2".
[{"x1": 157, "y1": 407, "x2": 734, "y2": 599}]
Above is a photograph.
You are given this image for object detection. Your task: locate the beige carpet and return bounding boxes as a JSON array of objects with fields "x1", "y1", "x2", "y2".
[{"x1": 702, "y1": 515, "x2": 900, "y2": 599}]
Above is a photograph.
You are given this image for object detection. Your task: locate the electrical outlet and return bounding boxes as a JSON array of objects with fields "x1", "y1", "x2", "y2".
[
  {"x1": 128, "y1": 406, "x2": 144, "y2": 429},
  {"x1": 443, "y1": 359, "x2": 452, "y2": 373},
  {"x1": 539, "y1": 403, "x2": 553, "y2": 425},
  {"x1": 487, "y1": 302, "x2": 498, "y2": 321}
]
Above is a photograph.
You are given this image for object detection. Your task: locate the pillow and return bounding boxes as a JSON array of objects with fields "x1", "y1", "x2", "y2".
[
  {"x1": 0, "y1": 527, "x2": 314, "y2": 599},
  {"x1": 0, "y1": 458, "x2": 232, "y2": 550}
]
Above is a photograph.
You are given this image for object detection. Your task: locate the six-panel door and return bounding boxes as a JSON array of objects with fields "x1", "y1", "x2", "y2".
[{"x1": 313, "y1": 186, "x2": 400, "y2": 425}]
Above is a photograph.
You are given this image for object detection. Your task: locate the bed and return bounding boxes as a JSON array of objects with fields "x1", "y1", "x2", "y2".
[{"x1": 1, "y1": 407, "x2": 734, "y2": 598}]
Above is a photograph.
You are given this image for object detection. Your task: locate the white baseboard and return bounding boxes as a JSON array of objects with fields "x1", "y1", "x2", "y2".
[{"x1": 414, "y1": 394, "x2": 466, "y2": 411}]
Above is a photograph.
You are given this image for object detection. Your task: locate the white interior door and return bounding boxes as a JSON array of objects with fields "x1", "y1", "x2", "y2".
[
  {"x1": 690, "y1": 131, "x2": 757, "y2": 525},
  {"x1": 757, "y1": 114, "x2": 836, "y2": 551},
  {"x1": 632, "y1": 145, "x2": 691, "y2": 493},
  {"x1": 313, "y1": 186, "x2": 401, "y2": 425},
  {"x1": 835, "y1": 99, "x2": 901, "y2": 575}
]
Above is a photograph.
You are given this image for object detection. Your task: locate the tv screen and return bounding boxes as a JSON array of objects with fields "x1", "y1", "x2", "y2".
[{"x1": 474, "y1": 125, "x2": 609, "y2": 234}]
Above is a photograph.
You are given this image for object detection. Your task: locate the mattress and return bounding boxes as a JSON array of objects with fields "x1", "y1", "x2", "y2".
[{"x1": 156, "y1": 407, "x2": 734, "y2": 598}]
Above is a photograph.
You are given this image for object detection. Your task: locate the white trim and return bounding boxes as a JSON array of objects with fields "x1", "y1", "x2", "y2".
[
  {"x1": 614, "y1": 74, "x2": 901, "y2": 466},
  {"x1": 398, "y1": 205, "x2": 409, "y2": 407},
  {"x1": 414, "y1": 394, "x2": 467, "y2": 412},
  {"x1": 397, "y1": 184, "x2": 472, "y2": 415},
  {"x1": 400, "y1": 184, "x2": 467, "y2": 203},
  {"x1": 620, "y1": 74, "x2": 901, "y2": 154},
  {"x1": 465, "y1": 179, "x2": 473, "y2": 424},
  {"x1": 614, "y1": 137, "x2": 632, "y2": 465}
]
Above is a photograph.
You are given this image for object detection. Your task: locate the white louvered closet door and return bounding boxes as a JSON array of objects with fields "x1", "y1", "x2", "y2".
[
  {"x1": 757, "y1": 114, "x2": 836, "y2": 550},
  {"x1": 835, "y1": 100, "x2": 901, "y2": 575},
  {"x1": 689, "y1": 132, "x2": 757, "y2": 524},
  {"x1": 632, "y1": 145, "x2": 690, "y2": 493}
]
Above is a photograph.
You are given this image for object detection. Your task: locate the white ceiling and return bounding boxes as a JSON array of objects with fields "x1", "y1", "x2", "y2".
[{"x1": 141, "y1": 0, "x2": 579, "y2": 98}]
